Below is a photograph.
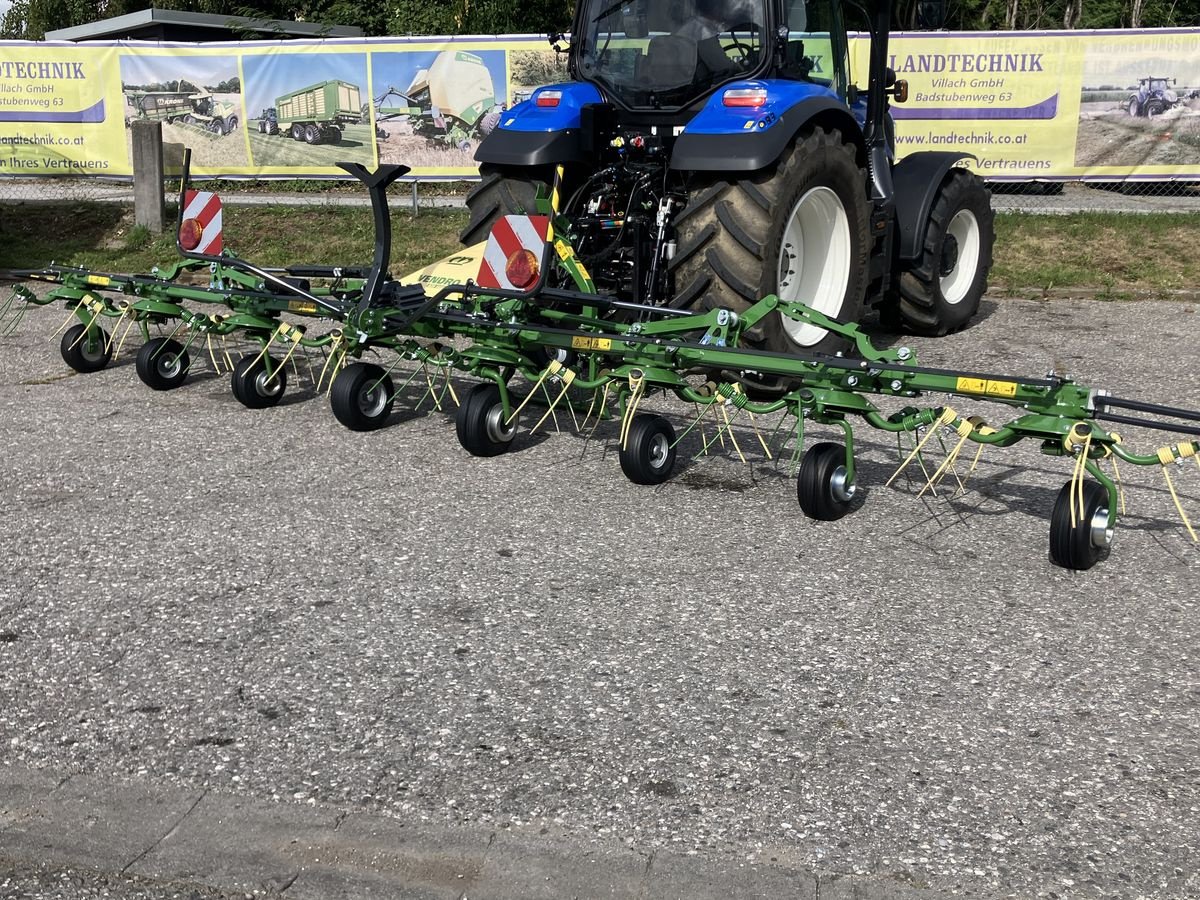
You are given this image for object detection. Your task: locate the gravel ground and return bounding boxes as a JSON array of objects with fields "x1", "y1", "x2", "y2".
[{"x1": 0, "y1": 292, "x2": 1197, "y2": 899}]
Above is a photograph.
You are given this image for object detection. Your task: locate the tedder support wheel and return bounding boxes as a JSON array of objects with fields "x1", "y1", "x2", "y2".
[
  {"x1": 135, "y1": 337, "x2": 190, "y2": 391},
  {"x1": 797, "y1": 441, "x2": 856, "y2": 520},
  {"x1": 1050, "y1": 480, "x2": 1113, "y2": 570},
  {"x1": 60, "y1": 323, "x2": 112, "y2": 373},
  {"x1": 894, "y1": 169, "x2": 994, "y2": 336},
  {"x1": 330, "y1": 363, "x2": 395, "y2": 431},
  {"x1": 231, "y1": 353, "x2": 287, "y2": 409},
  {"x1": 456, "y1": 382, "x2": 517, "y2": 457},
  {"x1": 619, "y1": 414, "x2": 678, "y2": 485},
  {"x1": 669, "y1": 126, "x2": 871, "y2": 357}
]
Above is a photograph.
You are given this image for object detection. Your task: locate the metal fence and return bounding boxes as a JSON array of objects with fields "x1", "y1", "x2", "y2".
[{"x1": 3, "y1": 175, "x2": 1200, "y2": 214}]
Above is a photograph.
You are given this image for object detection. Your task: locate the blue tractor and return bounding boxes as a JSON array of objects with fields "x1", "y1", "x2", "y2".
[{"x1": 465, "y1": 0, "x2": 994, "y2": 363}]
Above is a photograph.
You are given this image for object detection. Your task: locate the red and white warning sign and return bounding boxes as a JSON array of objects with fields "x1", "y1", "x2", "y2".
[
  {"x1": 476, "y1": 214, "x2": 550, "y2": 292},
  {"x1": 179, "y1": 189, "x2": 223, "y2": 255}
]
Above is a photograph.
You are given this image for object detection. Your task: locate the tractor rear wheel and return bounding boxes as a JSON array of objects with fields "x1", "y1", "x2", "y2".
[
  {"x1": 460, "y1": 164, "x2": 551, "y2": 247},
  {"x1": 1146, "y1": 99, "x2": 1166, "y2": 117},
  {"x1": 669, "y1": 126, "x2": 871, "y2": 357},
  {"x1": 893, "y1": 169, "x2": 994, "y2": 336}
]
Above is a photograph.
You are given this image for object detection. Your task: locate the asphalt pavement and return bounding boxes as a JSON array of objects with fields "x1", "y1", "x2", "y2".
[{"x1": 0, "y1": 291, "x2": 1198, "y2": 899}]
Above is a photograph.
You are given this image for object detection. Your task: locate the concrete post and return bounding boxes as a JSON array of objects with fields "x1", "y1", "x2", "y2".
[{"x1": 131, "y1": 121, "x2": 165, "y2": 233}]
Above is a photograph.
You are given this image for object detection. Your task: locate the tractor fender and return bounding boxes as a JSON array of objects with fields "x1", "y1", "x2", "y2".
[
  {"x1": 671, "y1": 88, "x2": 863, "y2": 173},
  {"x1": 893, "y1": 151, "x2": 975, "y2": 261},
  {"x1": 474, "y1": 82, "x2": 602, "y2": 167}
]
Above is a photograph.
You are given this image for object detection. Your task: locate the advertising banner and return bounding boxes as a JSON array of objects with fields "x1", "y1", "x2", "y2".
[
  {"x1": 877, "y1": 29, "x2": 1200, "y2": 181},
  {"x1": 1, "y1": 29, "x2": 1199, "y2": 181}
]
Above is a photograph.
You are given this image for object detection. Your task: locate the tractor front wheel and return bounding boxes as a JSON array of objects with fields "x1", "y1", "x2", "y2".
[
  {"x1": 670, "y1": 126, "x2": 871, "y2": 357},
  {"x1": 893, "y1": 169, "x2": 994, "y2": 336}
]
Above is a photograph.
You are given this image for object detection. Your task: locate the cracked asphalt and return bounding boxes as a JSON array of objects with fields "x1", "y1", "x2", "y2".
[{"x1": 0, "y1": 291, "x2": 1198, "y2": 899}]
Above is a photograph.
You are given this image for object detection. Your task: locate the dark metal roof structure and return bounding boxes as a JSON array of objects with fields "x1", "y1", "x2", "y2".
[{"x1": 45, "y1": 8, "x2": 362, "y2": 42}]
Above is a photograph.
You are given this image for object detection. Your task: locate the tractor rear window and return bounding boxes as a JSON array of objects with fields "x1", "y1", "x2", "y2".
[{"x1": 577, "y1": 0, "x2": 768, "y2": 109}]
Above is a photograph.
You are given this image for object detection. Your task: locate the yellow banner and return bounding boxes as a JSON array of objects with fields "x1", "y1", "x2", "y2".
[
  {"x1": 2, "y1": 30, "x2": 1198, "y2": 180},
  {"x1": 859, "y1": 29, "x2": 1200, "y2": 180}
]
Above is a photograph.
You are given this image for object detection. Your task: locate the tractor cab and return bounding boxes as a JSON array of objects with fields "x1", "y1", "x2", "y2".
[{"x1": 571, "y1": 0, "x2": 849, "y2": 112}]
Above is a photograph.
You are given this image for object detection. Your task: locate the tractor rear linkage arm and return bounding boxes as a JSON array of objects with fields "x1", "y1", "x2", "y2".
[{"x1": 3, "y1": 160, "x2": 1198, "y2": 571}]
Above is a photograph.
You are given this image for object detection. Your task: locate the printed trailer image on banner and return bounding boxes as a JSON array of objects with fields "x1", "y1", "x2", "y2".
[
  {"x1": 1074, "y1": 30, "x2": 1200, "y2": 174},
  {"x1": 240, "y1": 51, "x2": 373, "y2": 173},
  {"x1": 120, "y1": 53, "x2": 248, "y2": 171}
]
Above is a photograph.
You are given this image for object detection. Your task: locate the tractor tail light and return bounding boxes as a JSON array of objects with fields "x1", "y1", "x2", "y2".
[
  {"x1": 536, "y1": 90, "x2": 563, "y2": 108},
  {"x1": 723, "y1": 88, "x2": 768, "y2": 108},
  {"x1": 505, "y1": 248, "x2": 540, "y2": 289}
]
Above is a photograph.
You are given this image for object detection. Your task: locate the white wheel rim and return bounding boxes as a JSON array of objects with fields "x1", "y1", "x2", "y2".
[
  {"x1": 648, "y1": 432, "x2": 670, "y2": 470},
  {"x1": 777, "y1": 186, "x2": 851, "y2": 347},
  {"x1": 941, "y1": 209, "x2": 981, "y2": 305}
]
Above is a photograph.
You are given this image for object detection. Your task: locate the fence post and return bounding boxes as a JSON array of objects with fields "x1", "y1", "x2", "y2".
[{"x1": 131, "y1": 121, "x2": 165, "y2": 233}]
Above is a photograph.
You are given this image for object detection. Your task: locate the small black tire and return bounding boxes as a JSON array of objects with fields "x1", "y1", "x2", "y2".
[
  {"x1": 60, "y1": 323, "x2": 112, "y2": 373},
  {"x1": 330, "y1": 363, "x2": 395, "y2": 432},
  {"x1": 895, "y1": 169, "x2": 994, "y2": 336},
  {"x1": 619, "y1": 414, "x2": 677, "y2": 485},
  {"x1": 456, "y1": 382, "x2": 517, "y2": 457},
  {"x1": 135, "y1": 337, "x2": 190, "y2": 391},
  {"x1": 231, "y1": 353, "x2": 287, "y2": 409},
  {"x1": 797, "y1": 441, "x2": 856, "y2": 521},
  {"x1": 1050, "y1": 480, "x2": 1113, "y2": 571}
]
